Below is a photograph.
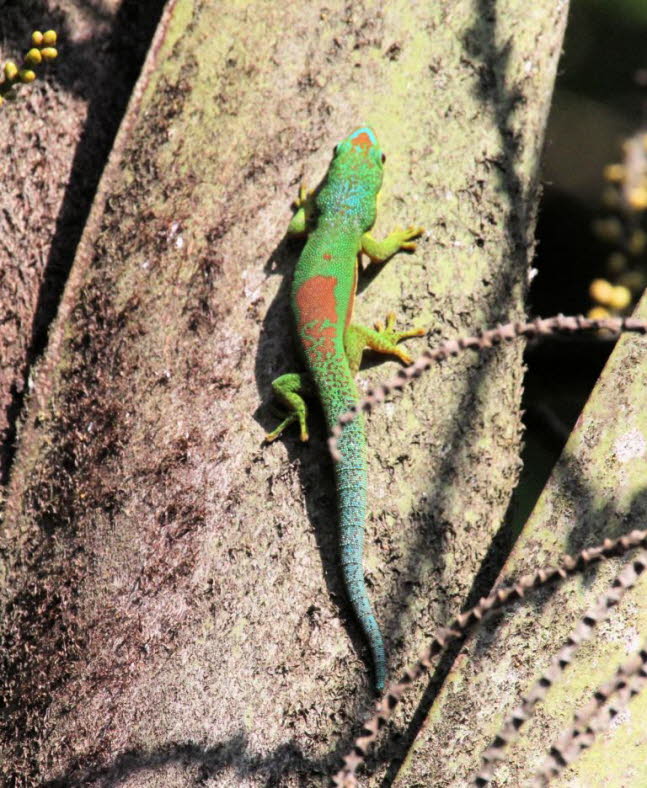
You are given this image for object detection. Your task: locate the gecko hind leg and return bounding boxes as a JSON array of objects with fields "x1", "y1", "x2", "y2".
[
  {"x1": 265, "y1": 372, "x2": 311, "y2": 442},
  {"x1": 345, "y1": 312, "x2": 425, "y2": 375}
]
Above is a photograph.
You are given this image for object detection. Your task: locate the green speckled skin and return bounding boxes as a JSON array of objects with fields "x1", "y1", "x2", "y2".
[{"x1": 266, "y1": 127, "x2": 424, "y2": 691}]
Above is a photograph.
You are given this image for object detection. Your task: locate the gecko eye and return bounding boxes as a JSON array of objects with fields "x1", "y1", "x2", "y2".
[{"x1": 381, "y1": 153, "x2": 386, "y2": 164}]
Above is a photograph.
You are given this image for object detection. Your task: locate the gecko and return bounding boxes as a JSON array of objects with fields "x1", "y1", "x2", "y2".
[{"x1": 265, "y1": 126, "x2": 424, "y2": 692}]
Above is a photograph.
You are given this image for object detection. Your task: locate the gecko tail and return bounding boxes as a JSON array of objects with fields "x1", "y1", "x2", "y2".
[
  {"x1": 335, "y1": 419, "x2": 387, "y2": 691},
  {"x1": 340, "y1": 555, "x2": 387, "y2": 692},
  {"x1": 324, "y1": 379, "x2": 386, "y2": 691}
]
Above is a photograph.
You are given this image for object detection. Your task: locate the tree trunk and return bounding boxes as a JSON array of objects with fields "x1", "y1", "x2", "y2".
[{"x1": 0, "y1": 0, "x2": 567, "y2": 784}]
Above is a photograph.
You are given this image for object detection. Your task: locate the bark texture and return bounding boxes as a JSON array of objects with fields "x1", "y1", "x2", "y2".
[{"x1": 1, "y1": 0, "x2": 565, "y2": 785}]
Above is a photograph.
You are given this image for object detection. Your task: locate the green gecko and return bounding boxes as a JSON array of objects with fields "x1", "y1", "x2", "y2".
[{"x1": 266, "y1": 126, "x2": 424, "y2": 692}]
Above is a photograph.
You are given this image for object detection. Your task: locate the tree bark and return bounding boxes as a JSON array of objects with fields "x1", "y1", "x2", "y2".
[{"x1": 0, "y1": 0, "x2": 566, "y2": 784}]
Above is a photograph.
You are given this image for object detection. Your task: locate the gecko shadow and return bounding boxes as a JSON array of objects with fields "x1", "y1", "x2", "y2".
[{"x1": 39, "y1": 733, "x2": 317, "y2": 787}]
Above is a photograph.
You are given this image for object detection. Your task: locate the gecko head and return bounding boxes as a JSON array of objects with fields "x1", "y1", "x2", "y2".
[
  {"x1": 333, "y1": 126, "x2": 385, "y2": 172},
  {"x1": 324, "y1": 126, "x2": 385, "y2": 229}
]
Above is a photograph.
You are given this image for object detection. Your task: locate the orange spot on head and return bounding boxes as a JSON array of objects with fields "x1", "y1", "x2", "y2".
[
  {"x1": 352, "y1": 132, "x2": 373, "y2": 151},
  {"x1": 323, "y1": 252, "x2": 332, "y2": 260},
  {"x1": 295, "y1": 275, "x2": 339, "y2": 359}
]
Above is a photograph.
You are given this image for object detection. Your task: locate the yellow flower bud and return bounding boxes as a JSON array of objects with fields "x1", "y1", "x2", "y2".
[
  {"x1": 603, "y1": 163, "x2": 625, "y2": 183},
  {"x1": 42, "y1": 30, "x2": 57, "y2": 46},
  {"x1": 628, "y1": 187, "x2": 647, "y2": 212},
  {"x1": 19, "y1": 69, "x2": 36, "y2": 83},
  {"x1": 25, "y1": 48, "x2": 42, "y2": 66},
  {"x1": 32, "y1": 31, "x2": 44, "y2": 47},
  {"x1": 589, "y1": 278, "x2": 614, "y2": 306},
  {"x1": 608, "y1": 285, "x2": 632, "y2": 310},
  {"x1": 40, "y1": 47, "x2": 58, "y2": 61},
  {"x1": 588, "y1": 306, "x2": 611, "y2": 321},
  {"x1": 4, "y1": 61, "x2": 18, "y2": 81}
]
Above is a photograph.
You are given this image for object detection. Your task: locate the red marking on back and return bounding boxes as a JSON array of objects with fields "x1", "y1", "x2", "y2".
[
  {"x1": 295, "y1": 275, "x2": 338, "y2": 359},
  {"x1": 323, "y1": 252, "x2": 332, "y2": 260},
  {"x1": 353, "y1": 132, "x2": 373, "y2": 151}
]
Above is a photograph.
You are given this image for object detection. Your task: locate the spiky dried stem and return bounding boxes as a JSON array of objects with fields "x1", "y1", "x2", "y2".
[{"x1": 533, "y1": 642, "x2": 647, "y2": 786}]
